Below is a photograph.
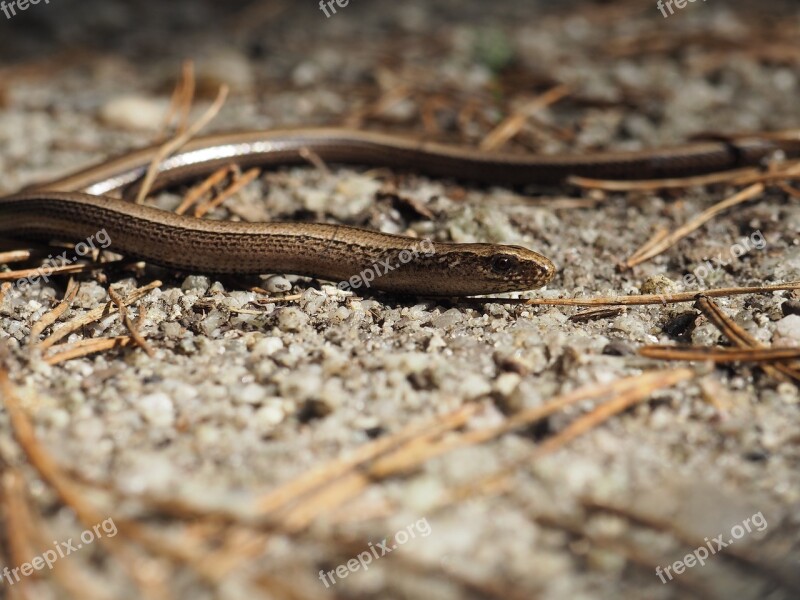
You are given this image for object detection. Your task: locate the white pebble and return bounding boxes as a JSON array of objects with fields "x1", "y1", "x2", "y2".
[
  {"x1": 777, "y1": 382, "x2": 799, "y2": 404},
  {"x1": 457, "y1": 374, "x2": 492, "y2": 400},
  {"x1": 432, "y1": 308, "x2": 463, "y2": 329},
  {"x1": 427, "y1": 333, "x2": 446, "y2": 351},
  {"x1": 161, "y1": 322, "x2": 183, "y2": 339},
  {"x1": 494, "y1": 372, "x2": 521, "y2": 398},
  {"x1": 100, "y1": 96, "x2": 168, "y2": 132},
  {"x1": 774, "y1": 315, "x2": 800, "y2": 345},
  {"x1": 279, "y1": 371, "x2": 321, "y2": 400},
  {"x1": 137, "y1": 392, "x2": 175, "y2": 428},
  {"x1": 201, "y1": 309, "x2": 227, "y2": 337},
  {"x1": 236, "y1": 383, "x2": 266, "y2": 405},
  {"x1": 263, "y1": 275, "x2": 292, "y2": 293},
  {"x1": 254, "y1": 402, "x2": 286, "y2": 432},
  {"x1": 182, "y1": 275, "x2": 211, "y2": 294},
  {"x1": 275, "y1": 307, "x2": 309, "y2": 332},
  {"x1": 252, "y1": 336, "x2": 284, "y2": 357}
]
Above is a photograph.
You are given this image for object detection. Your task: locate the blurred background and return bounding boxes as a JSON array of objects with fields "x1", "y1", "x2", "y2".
[{"x1": 2, "y1": 0, "x2": 798, "y2": 185}]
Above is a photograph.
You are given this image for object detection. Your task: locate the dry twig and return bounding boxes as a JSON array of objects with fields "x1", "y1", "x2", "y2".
[
  {"x1": 639, "y1": 345, "x2": 800, "y2": 363},
  {"x1": 158, "y1": 60, "x2": 196, "y2": 138},
  {"x1": 37, "y1": 280, "x2": 161, "y2": 350},
  {"x1": 567, "y1": 167, "x2": 761, "y2": 192},
  {"x1": 44, "y1": 336, "x2": 134, "y2": 365},
  {"x1": 480, "y1": 84, "x2": 571, "y2": 151},
  {"x1": 193, "y1": 167, "x2": 261, "y2": 218},
  {"x1": 29, "y1": 278, "x2": 80, "y2": 340},
  {"x1": 442, "y1": 368, "x2": 697, "y2": 504},
  {"x1": 695, "y1": 297, "x2": 800, "y2": 384},
  {"x1": 624, "y1": 183, "x2": 764, "y2": 268},
  {"x1": 0, "y1": 370, "x2": 171, "y2": 598},
  {"x1": 108, "y1": 287, "x2": 156, "y2": 357},
  {"x1": 175, "y1": 166, "x2": 236, "y2": 215},
  {"x1": 135, "y1": 85, "x2": 229, "y2": 204}
]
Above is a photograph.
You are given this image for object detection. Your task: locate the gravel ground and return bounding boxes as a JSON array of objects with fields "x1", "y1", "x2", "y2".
[{"x1": 0, "y1": 1, "x2": 799, "y2": 599}]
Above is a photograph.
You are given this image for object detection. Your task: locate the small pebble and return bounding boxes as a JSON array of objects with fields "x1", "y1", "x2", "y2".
[
  {"x1": 251, "y1": 336, "x2": 284, "y2": 357},
  {"x1": 493, "y1": 372, "x2": 521, "y2": 398},
  {"x1": 432, "y1": 308, "x2": 463, "y2": 329},
  {"x1": 774, "y1": 314, "x2": 800, "y2": 345},
  {"x1": 274, "y1": 307, "x2": 309, "y2": 332},
  {"x1": 100, "y1": 96, "x2": 168, "y2": 131},
  {"x1": 160, "y1": 322, "x2": 183, "y2": 339},
  {"x1": 182, "y1": 276, "x2": 211, "y2": 294},
  {"x1": 236, "y1": 383, "x2": 266, "y2": 405},
  {"x1": 263, "y1": 275, "x2": 293, "y2": 293},
  {"x1": 196, "y1": 49, "x2": 254, "y2": 92},
  {"x1": 640, "y1": 275, "x2": 678, "y2": 295},
  {"x1": 253, "y1": 402, "x2": 286, "y2": 431},
  {"x1": 457, "y1": 374, "x2": 492, "y2": 400},
  {"x1": 137, "y1": 392, "x2": 175, "y2": 428}
]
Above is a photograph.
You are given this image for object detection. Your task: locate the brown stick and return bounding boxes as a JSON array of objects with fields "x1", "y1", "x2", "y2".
[
  {"x1": 108, "y1": 287, "x2": 155, "y2": 357},
  {"x1": 515, "y1": 281, "x2": 800, "y2": 307},
  {"x1": 37, "y1": 281, "x2": 161, "y2": 350},
  {"x1": 625, "y1": 183, "x2": 764, "y2": 267},
  {"x1": 29, "y1": 278, "x2": 80, "y2": 340},
  {"x1": 44, "y1": 337, "x2": 134, "y2": 365},
  {"x1": 640, "y1": 345, "x2": 800, "y2": 362}
]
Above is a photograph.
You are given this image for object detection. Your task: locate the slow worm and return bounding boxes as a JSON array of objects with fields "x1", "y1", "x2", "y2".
[{"x1": 0, "y1": 128, "x2": 796, "y2": 295}]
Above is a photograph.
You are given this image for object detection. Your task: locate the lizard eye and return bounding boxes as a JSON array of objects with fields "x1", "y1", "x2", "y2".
[{"x1": 490, "y1": 254, "x2": 518, "y2": 273}]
